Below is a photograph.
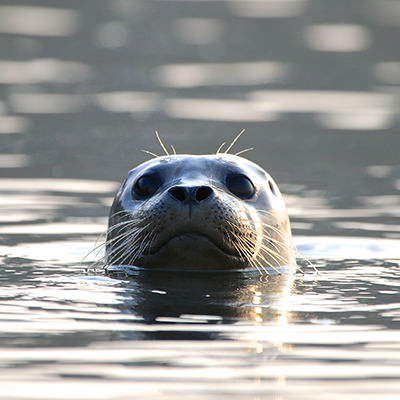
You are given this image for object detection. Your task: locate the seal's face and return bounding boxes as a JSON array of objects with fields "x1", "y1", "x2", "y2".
[{"x1": 106, "y1": 154, "x2": 295, "y2": 272}]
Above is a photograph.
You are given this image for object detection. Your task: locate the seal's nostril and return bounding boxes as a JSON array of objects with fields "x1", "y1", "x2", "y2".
[
  {"x1": 169, "y1": 185, "x2": 212, "y2": 203},
  {"x1": 168, "y1": 187, "x2": 187, "y2": 202},
  {"x1": 195, "y1": 186, "x2": 212, "y2": 202}
]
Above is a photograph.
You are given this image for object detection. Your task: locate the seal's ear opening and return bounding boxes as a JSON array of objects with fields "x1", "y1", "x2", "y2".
[{"x1": 268, "y1": 180, "x2": 277, "y2": 196}]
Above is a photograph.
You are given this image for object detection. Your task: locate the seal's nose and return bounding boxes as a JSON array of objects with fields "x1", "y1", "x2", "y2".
[{"x1": 168, "y1": 185, "x2": 212, "y2": 203}]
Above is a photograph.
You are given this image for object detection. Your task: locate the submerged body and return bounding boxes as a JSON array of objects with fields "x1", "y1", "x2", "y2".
[{"x1": 106, "y1": 154, "x2": 296, "y2": 272}]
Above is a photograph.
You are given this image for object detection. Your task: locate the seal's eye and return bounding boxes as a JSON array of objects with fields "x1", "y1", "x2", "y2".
[
  {"x1": 226, "y1": 174, "x2": 255, "y2": 199},
  {"x1": 133, "y1": 174, "x2": 161, "y2": 198}
]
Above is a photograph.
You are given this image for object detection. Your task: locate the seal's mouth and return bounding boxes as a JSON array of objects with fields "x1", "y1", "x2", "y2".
[
  {"x1": 134, "y1": 231, "x2": 248, "y2": 270},
  {"x1": 147, "y1": 232, "x2": 239, "y2": 257}
]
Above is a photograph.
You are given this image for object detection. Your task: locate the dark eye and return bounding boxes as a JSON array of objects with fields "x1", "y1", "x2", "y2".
[
  {"x1": 226, "y1": 174, "x2": 255, "y2": 199},
  {"x1": 133, "y1": 174, "x2": 161, "y2": 198}
]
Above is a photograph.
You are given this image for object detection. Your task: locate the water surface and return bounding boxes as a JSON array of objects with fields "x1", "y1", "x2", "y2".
[{"x1": 0, "y1": 0, "x2": 399, "y2": 399}]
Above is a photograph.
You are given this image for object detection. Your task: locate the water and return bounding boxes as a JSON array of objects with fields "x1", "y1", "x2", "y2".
[{"x1": 0, "y1": 0, "x2": 400, "y2": 399}]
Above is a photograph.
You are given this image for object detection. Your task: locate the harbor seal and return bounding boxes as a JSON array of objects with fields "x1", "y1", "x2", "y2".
[{"x1": 105, "y1": 153, "x2": 296, "y2": 274}]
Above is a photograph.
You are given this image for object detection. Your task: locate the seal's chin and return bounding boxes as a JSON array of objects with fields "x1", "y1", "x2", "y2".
[{"x1": 136, "y1": 233, "x2": 246, "y2": 270}]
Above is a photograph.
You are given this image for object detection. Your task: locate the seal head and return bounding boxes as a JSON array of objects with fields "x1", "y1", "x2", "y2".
[{"x1": 106, "y1": 154, "x2": 295, "y2": 272}]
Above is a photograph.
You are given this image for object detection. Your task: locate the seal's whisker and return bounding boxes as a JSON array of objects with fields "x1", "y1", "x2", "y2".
[
  {"x1": 225, "y1": 215, "x2": 289, "y2": 251},
  {"x1": 293, "y1": 246, "x2": 317, "y2": 273},
  {"x1": 82, "y1": 231, "x2": 108, "y2": 264},
  {"x1": 221, "y1": 200, "x2": 284, "y2": 234},
  {"x1": 292, "y1": 261, "x2": 304, "y2": 274},
  {"x1": 259, "y1": 242, "x2": 292, "y2": 267},
  {"x1": 225, "y1": 222, "x2": 258, "y2": 257},
  {"x1": 260, "y1": 236, "x2": 292, "y2": 255},
  {"x1": 83, "y1": 217, "x2": 137, "y2": 263},
  {"x1": 107, "y1": 220, "x2": 151, "y2": 244},
  {"x1": 108, "y1": 213, "x2": 148, "y2": 228},
  {"x1": 105, "y1": 218, "x2": 146, "y2": 236},
  {"x1": 106, "y1": 221, "x2": 155, "y2": 265},
  {"x1": 104, "y1": 220, "x2": 137, "y2": 236},
  {"x1": 114, "y1": 238, "x2": 137, "y2": 265},
  {"x1": 141, "y1": 149, "x2": 159, "y2": 158},
  {"x1": 258, "y1": 234, "x2": 298, "y2": 268},
  {"x1": 124, "y1": 230, "x2": 154, "y2": 265},
  {"x1": 255, "y1": 251, "x2": 282, "y2": 275},
  {"x1": 244, "y1": 216, "x2": 289, "y2": 241},
  {"x1": 100, "y1": 233, "x2": 134, "y2": 264},
  {"x1": 102, "y1": 231, "x2": 134, "y2": 254},
  {"x1": 259, "y1": 239, "x2": 305, "y2": 274},
  {"x1": 228, "y1": 227, "x2": 269, "y2": 275},
  {"x1": 258, "y1": 243, "x2": 292, "y2": 273},
  {"x1": 224, "y1": 224, "x2": 251, "y2": 259},
  {"x1": 260, "y1": 238, "x2": 289, "y2": 257},
  {"x1": 232, "y1": 226, "x2": 258, "y2": 254},
  {"x1": 155, "y1": 130, "x2": 170, "y2": 156},
  {"x1": 109, "y1": 209, "x2": 131, "y2": 217},
  {"x1": 249, "y1": 260, "x2": 264, "y2": 276},
  {"x1": 88, "y1": 238, "x2": 125, "y2": 268},
  {"x1": 107, "y1": 209, "x2": 134, "y2": 221},
  {"x1": 132, "y1": 231, "x2": 157, "y2": 265},
  {"x1": 101, "y1": 225, "x2": 144, "y2": 254},
  {"x1": 83, "y1": 221, "x2": 138, "y2": 266},
  {"x1": 247, "y1": 254, "x2": 266, "y2": 276},
  {"x1": 247, "y1": 247, "x2": 270, "y2": 276},
  {"x1": 227, "y1": 231, "x2": 248, "y2": 263},
  {"x1": 102, "y1": 225, "x2": 145, "y2": 264},
  {"x1": 118, "y1": 237, "x2": 141, "y2": 265},
  {"x1": 224, "y1": 128, "x2": 246, "y2": 154},
  {"x1": 106, "y1": 224, "x2": 151, "y2": 260},
  {"x1": 232, "y1": 228, "x2": 281, "y2": 275},
  {"x1": 234, "y1": 147, "x2": 254, "y2": 156},
  {"x1": 104, "y1": 231, "x2": 140, "y2": 260},
  {"x1": 124, "y1": 230, "x2": 155, "y2": 265},
  {"x1": 225, "y1": 215, "x2": 295, "y2": 274},
  {"x1": 216, "y1": 142, "x2": 226, "y2": 154},
  {"x1": 258, "y1": 223, "x2": 316, "y2": 272},
  {"x1": 254, "y1": 209, "x2": 287, "y2": 220},
  {"x1": 230, "y1": 237, "x2": 263, "y2": 276},
  {"x1": 108, "y1": 235, "x2": 142, "y2": 266},
  {"x1": 170, "y1": 144, "x2": 177, "y2": 156},
  {"x1": 247, "y1": 249, "x2": 270, "y2": 276}
]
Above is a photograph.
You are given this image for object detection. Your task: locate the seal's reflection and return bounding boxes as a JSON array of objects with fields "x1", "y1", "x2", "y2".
[{"x1": 108, "y1": 270, "x2": 295, "y2": 339}]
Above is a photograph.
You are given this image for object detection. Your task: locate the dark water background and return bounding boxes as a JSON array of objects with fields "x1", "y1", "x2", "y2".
[{"x1": 0, "y1": 1, "x2": 399, "y2": 399}]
